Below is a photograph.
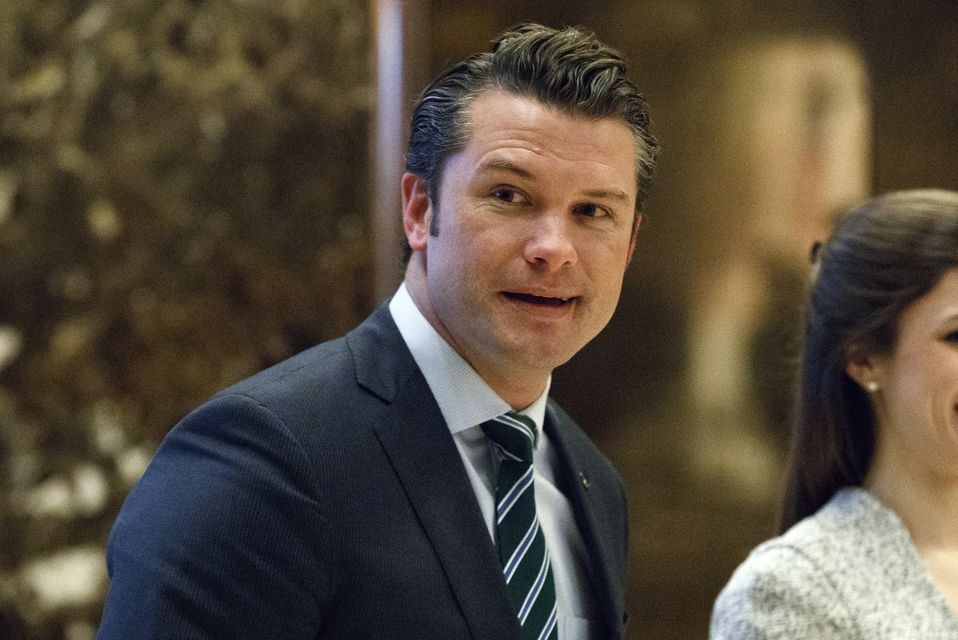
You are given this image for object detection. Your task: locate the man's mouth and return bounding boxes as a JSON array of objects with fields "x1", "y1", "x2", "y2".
[{"x1": 502, "y1": 292, "x2": 577, "y2": 307}]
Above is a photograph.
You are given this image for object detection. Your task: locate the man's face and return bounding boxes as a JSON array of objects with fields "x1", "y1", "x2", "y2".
[{"x1": 404, "y1": 90, "x2": 639, "y2": 400}]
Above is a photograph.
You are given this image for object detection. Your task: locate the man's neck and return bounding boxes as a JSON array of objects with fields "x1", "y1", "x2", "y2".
[{"x1": 402, "y1": 267, "x2": 550, "y2": 410}]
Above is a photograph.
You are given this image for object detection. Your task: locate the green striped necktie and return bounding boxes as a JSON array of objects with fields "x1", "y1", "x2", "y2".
[{"x1": 482, "y1": 412, "x2": 559, "y2": 640}]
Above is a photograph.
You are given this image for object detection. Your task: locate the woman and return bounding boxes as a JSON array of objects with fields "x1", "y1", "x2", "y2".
[{"x1": 711, "y1": 190, "x2": 958, "y2": 638}]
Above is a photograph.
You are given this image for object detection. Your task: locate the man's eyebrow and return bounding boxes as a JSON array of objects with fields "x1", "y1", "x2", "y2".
[
  {"x1": 478, "y1": 159, "x2": 632, "y2": 203},
  {"x1": 477, "y1": 158, "x2": 533, "y2": 179},
  {"x1": 582, "y1": 188, "x2": 631, "y2": 203}
]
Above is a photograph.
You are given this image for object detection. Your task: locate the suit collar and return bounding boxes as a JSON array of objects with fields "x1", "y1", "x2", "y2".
[
  {"x1": 545, "y1": 403, "x2": 626, "y2": 640},
  {"x1": 347, "y1": 304, "x2": 411, "y2": 402},
  {"x1": 347, "y1": 305, "x2": 520, "y2": 639}
]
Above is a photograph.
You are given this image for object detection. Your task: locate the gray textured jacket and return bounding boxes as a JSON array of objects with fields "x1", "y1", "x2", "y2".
[{"x1": 711, "y1": 487, "x2": 958, "y2": 639}]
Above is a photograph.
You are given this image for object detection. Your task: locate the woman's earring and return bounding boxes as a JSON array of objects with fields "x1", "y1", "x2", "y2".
[{"x1": 865, "y1": 381, "x2": 879, "y2": 393}]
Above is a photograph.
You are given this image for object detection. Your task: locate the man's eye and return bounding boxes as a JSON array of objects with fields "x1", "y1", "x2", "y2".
[
  {"x1": 574, "y1": 203, "x2": 607, "y2": 218},
  {"x1": 945, "y1": 330, "x2": 958, "y2": 343},
  {"x1": 493, "y1": 189, "x2": 519, "y2": 203}
]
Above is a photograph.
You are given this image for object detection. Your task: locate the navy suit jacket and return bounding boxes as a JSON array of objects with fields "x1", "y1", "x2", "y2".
[{"x1": 97, "y1": 305, "x2": 629, "y2": 639}]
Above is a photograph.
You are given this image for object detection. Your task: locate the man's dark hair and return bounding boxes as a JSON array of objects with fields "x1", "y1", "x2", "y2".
[{"x1": 403, "y1": 23, "x2": 658, "y2": 258}]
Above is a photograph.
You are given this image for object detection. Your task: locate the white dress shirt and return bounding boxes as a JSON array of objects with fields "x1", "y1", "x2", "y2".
[{"x1": 389, "y1": 283, "x2": 601, "y2": 639}]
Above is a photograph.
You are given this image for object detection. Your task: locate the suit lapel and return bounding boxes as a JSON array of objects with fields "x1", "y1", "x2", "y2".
[
  {"x1": 347, "y1": 307, "x2": 519, "y2": 640},
  {"x1": 545, "y1": 404, "x2": 626, "y2": 640}
]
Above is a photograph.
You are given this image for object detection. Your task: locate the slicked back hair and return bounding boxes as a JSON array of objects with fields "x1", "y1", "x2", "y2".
[
  {"x1": 403, "y1": 23, "x2": 658, "y2": 259},
  {"x1": 780, "y1": 189, "x2": 958, "y2": 532}
]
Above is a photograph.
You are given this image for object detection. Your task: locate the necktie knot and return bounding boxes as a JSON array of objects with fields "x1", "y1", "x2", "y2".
[{"x1": 482, "y1": 411, "x2": 537, "y2": 463}]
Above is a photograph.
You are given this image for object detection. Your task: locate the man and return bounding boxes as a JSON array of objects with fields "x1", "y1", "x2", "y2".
[{"x1": 97, "y1": 23, "x2": 657, "y2": 640}]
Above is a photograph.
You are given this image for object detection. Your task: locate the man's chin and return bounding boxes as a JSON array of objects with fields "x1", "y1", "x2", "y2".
[{"x1": 504, "y1": 340, "x2": 580, "y2": 373}]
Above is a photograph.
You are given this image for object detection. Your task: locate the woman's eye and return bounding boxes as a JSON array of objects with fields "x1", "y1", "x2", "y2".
[{"x1": 945, "y1": 330, "x2": 958, "y2": 343}]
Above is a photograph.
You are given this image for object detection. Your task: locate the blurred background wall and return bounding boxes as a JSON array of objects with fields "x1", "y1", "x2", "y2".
[{"x1": 1, "y1": 1, "x2": 957, "y2": 639}]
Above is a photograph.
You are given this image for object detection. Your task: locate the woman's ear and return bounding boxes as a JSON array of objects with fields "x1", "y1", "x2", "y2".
[
  {"x1": 845, "y1": 345, "x2": 882, "y2": 393},
  {"x1": 402, "y1": 172, "x2": 431, "y2": 253}
]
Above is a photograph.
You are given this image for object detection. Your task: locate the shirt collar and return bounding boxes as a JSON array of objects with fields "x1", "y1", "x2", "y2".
[{"x1": 388, "y1": 283, "x2": 550, "y2": 438}]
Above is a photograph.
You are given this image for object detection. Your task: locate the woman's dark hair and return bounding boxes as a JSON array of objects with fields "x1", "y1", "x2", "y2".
[{"x1": 780, "y1": 189, "x2": 958, "y2": 531}]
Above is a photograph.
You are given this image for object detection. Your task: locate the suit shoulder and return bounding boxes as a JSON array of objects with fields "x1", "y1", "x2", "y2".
[
  {"x1": 215, "y1": 336, "x2": 352, "y2": 403},
  {"x1": 208, "y1": 306, "x2": 410, "y2": 422}
]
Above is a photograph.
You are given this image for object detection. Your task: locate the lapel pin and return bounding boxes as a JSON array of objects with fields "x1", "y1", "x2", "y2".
[{"x1": 579, "y1": 471, "x2": 591, "y2": 489}]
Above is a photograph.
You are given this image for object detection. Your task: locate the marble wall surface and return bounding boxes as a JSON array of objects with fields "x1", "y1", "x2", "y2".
[{"x1": 0, "y1": 1, "x2": 370, "y2": 637}]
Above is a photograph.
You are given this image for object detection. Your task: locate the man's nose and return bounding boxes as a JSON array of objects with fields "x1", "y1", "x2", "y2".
[{"x1": 522, "y1": 212, "x2": 578, "y2": 270}]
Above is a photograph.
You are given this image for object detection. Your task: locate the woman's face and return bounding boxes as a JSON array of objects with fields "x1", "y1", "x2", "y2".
[{"x1": 866, "y1": 267, "x2": 958, "y2": 482}]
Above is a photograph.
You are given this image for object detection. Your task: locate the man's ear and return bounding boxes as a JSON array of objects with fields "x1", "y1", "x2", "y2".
[
  {"x1": 402, "y1": 172, "x2": 431, "y2": 253},
  {"x1": 626, "y1": 212, "x2": 642, "y2": 265}
]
